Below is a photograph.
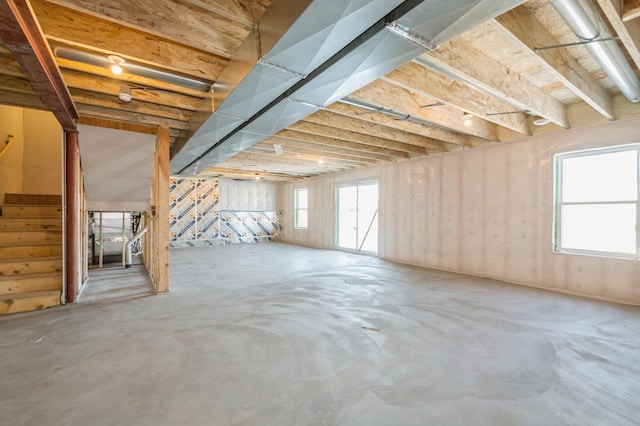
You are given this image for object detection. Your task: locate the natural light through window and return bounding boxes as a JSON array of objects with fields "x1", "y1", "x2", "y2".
[
  {"x1": 554, "y1": 144, "x2": 639, "y2": 259},
  {"x1": 295, "y1": 188, "x2": 308, "y2": 229}
]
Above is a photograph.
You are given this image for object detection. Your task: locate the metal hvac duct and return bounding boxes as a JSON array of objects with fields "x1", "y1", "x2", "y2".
[
  {"x1": 171, "y1": 0, "x2": 528, "y2": 175},
  {"x1": 549, "y1": 0, "x2": 640, "y2": 103}
]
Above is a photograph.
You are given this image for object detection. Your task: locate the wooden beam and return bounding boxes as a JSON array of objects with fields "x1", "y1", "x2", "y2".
[
  {"x1": 154, "y1": 126, "x2": 170, "y2": 294},
  {"x1": 199, "y1": 167, "x2": 301, "y2": 181},
  {"x1": 253, "y1": 141, "x2": 382, "y2": 165},
  {"x1": 77, "y1": 117, "x2": 156, "y2": 135},
  {"x1": 0, "y1": 0, "x2": 77, "y2": 130},
  {"x1": 275, "y1": 128, "x2": 412, "y2": 159},
  {"x1": 288, "y1": 120, "x2": 429, "y2": 156},
  {"x1": 384, "y1": 62, "x2": 531, "y2": 135},
  {"x1": 61, "y1": 69, "x2": 206, "y2": 110},
  {"x1": 304, "y1": 109, "x2": 454, "y2": 152},
  {"x1": 55, "y1": 58, "x2": 209, "y2": 98},
  {"x1": 260, "y1": 137, "x2": 400, "y2": 162},
  {"x1": 64, "y1": 130, "x2": 79, "y2": 303},
  {"x1": 75, "y1": 103, "x2": 190, "y2": 130},
  {"x1": 351, "y1": 80, "x2": 499, "y2": 141},
  {"x1": 0, "y1": 89, "x2": 46, "y2": 110},
  {"x1": 493, "y1": 6, "x2": 614, "y2": 119},
  {"x1": 623, "y1": 0, "x2": 640, "y2": 21},
  {"x1": 325, "y1": 101, "x2": 474, "y2": 148},
  {"x1": 423, "y1": 40, "x2": 569, "y2": 128},
  {"x1": 595, "y1": 0, "x2": 640, "y2": 70},
  {"x1": 69, "y1": 87, "x2": 194, "y2": 122},
  {"x1": 38, "y1": 0, "x2": 252, "y2": 58},
  {"x1": 32, "y1": 0, "x2": 227, "y2": 80}
]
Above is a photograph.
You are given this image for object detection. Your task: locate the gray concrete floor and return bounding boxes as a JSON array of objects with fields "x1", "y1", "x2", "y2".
[{"x1": 1, "y1": 242, "x2": 639, "y2": 426}]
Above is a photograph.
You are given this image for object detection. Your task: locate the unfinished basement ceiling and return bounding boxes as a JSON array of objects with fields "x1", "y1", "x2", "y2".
[{"x1": 1, "y1": 0, "x2": 640, "y2": 181}]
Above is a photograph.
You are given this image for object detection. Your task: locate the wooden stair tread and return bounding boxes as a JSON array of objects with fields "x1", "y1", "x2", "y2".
[
  {"x1": 0, "y1": 241, "x2": 62, "y2": 247},
  {"x1": 4, "y1": 194, "x2": 62, "y2": 205},
  {"x1": 0, "y1": 289, "x2": 60, "y2": 301},
  {"x1": 0, "y1": 256, "x2": 62, "y2": 263},
  {"x1": 0, "y1": 272, "x2": 62, "y2": 281}
]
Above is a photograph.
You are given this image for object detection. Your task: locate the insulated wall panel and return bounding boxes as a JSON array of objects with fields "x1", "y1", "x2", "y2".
[{"x1": 279, "y1": 118, "x2": 640, "y2": 304}]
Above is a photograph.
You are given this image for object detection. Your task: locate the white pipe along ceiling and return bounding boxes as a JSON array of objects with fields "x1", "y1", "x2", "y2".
[
  {"x1": 549, "y1": 0, "x2": 640, "y2": 103},
  {"x1": 170, "y1": 0, "x2": 529, "y2": 176}
]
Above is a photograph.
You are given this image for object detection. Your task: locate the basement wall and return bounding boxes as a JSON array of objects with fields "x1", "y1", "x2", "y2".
[
  {"x1": 22, "y1": 109, "x2": 62, "y2": 195},
  {"x1": 279, "y1": 118, "x2": 640, "y2": 304},
  {"x1": 169, "y1": 177, "x2": 280, "y2": 247},
  {"x1": 0, "y1": 105, "x2": 25, "y2": 200}
]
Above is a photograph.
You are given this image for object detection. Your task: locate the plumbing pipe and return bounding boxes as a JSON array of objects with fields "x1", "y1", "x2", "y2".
[
  {"x1": 125, "y1": 227, "x2": 148, "y2": 268},
  {"x1": 549, "y1": 0, "x2": 640, "y2": 103}
]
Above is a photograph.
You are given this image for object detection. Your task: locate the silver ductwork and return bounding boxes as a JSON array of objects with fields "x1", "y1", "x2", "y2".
[
  {"x1": 549, "y1": 0, "x2": 640, "y2": 103},
  {"x1": 171, "y1": 0, "x2": 528, "y2": 175}
]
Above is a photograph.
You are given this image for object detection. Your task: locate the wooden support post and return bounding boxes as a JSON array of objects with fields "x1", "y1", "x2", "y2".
[
  {"x1": 65, "y1": 130, "x2": 79, "y2": 303},
  {"x1": 155, "y1": 126, "x2": 170, "y2": 293}
]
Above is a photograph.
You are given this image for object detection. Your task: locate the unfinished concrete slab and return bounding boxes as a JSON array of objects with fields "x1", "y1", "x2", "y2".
[{"x1": 1, "y1": 243, "x2": 639, "y2": 425}]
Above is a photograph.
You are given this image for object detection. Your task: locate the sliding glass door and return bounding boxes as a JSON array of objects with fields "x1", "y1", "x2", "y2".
[{"x1": 337, "y1": 181, "x2": 378, "y2": 254}]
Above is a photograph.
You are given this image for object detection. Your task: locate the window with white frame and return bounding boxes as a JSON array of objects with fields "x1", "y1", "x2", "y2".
[
  {"x1": 554, "y1": 144, "x2": 639, "y2": 259},
  {"x1": 295, "y1": 188, "x2": 308, "y2": 229}
]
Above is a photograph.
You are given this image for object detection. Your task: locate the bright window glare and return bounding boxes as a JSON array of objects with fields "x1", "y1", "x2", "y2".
[
  {"x1": 562, "y1": 151, "x2": 637, "y2": 202},
  {"x1": 561, "y1": 204, "x2": 636, "y2": 254},
  {"x1": 556, "y1": 145, "x2": 639, "y2": 259}
]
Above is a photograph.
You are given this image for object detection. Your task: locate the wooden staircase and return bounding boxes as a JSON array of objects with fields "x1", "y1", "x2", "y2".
[{"x1": 0, "y1": 194, "x2": 63, "y2": 314}]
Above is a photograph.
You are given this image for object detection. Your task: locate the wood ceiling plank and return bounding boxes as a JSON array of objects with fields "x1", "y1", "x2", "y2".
[
  {"x1": 244, "y1": 148, "x2": 365, "y2": 168},
  {"x1": 75, "y1": 103, "x2": 190, "y2": 130},
  {"x1": 55, "y1": 58, "x2": 209, "y2": 98},
  {"x1": 260, "y1": 137, "x2": 398, "y2": 162},
  {"x1": 351, "y1": 80, "x2": 499, "y2": 142},
  {"x1": 77, "y1": 117, "x2": 156, "y2": 134},
  {"x1": 61, "y1": 69, "x2": 206, "y2": 111},
  {"x1": 384, "y1": 62, "x2": 531, "y2": 135},
  {"x1": 623, "y1": 0, "x2": 640, "y2": 21},
  {"x1": 0, "y1": 53, "x2": 27, "y2": 78},
  {"x1": 0, "y1": 89, "x2": 47, "y2": 110},
  {"x1": 199, "y1": 167, "x2": 303, "y2": 181},
  {"x1": 288, "y1": 121, "x2": 429, "y2": 156},
  {"x1": 69, "y1": 88, "x2": 194, "y2": 122},
  {"x1": 224, "y1": 153, "x2": 347, "y2": 174},
  {"x1": 0, "y1": 74, "x2": 38, "y2": 95},
  {"x1": 32, "y1": 0, "x2": 227, "y2": 80},
  {"x1": 276, "y1": 129, "x2": 412, "y2": 159},
  {"x1": 325, "y1": 102, "x2": 474, "y2": 148},
  {"x1": 253, "y1": 141, "x2": 382, "y2": 165},
  {"x1": 39, "y1": 0, "x2": 251, "y2": 58},
  {"x1": 493, "y1": 6, "x2": 615, "y2": 119},
  {"x1": 304, "y1": 109, "x2": 453, "y2": 152},
  {"x1": 595, "y1": 0, "x2": 640, "y2": 70},
  {"x1": 423, "y1": 40, "x2": 569, "y2": 128}
]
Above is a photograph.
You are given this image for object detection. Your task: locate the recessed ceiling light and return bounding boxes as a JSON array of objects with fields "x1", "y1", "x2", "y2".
[{"x1": 463, "y1": 112, "x2": 473, "y2": 127}]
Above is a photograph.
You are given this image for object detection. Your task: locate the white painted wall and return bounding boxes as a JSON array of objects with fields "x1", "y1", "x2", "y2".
[
  {"x1": 0, "y1": 106, "x2": 25, "y2": 201},
  {"x1": 280, "y1": 118, "x2": 640, "y2": 304},
  {"x1": 218, "y1": 179, "x2": 278, "y2": 211},
  {"x1": 23, "y1": 109, "x2": 62, "y2": 195}
]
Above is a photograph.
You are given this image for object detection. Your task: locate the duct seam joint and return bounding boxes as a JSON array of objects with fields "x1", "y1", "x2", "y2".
[
  {"x1": 385, "y1": 21, "x2": 438, "y2": 51},
  {"x1": 258, "y1": 59, "x2": 307, "y2": 78}
]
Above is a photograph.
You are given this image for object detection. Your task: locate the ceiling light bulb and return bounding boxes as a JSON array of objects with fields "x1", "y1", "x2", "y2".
[
  {"x1": 463, "y1": 112, "x2": 473, "y2": 127},
  {"x1": 107, "y1": 54, "x2": 125, "y2": 75},
  {"x1": 255, "y1": 174, "x2": 261, "y2": 180},
  {"x1": 318, "y1": 159, "x2": 324, "y2": 164}
]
